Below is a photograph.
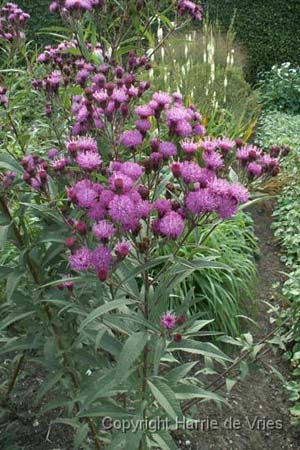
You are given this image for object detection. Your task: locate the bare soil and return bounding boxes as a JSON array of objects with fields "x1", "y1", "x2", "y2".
[{"x1": 177, "y1": 201, "x2": 300, "y2": 450}]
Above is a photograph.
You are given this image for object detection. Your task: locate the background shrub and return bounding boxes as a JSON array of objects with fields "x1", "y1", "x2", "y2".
[
  {"x1": 255, "y1": 111, "x2": 300, "y2": 150},
  {"x1": 14, "y1": 0, "x2": 63, "y2": 45},
  {"x1": 203, "y1": 0, "x2": 300, "y2": 83},
  {"x1": 258, "y1": 63, "x2": 300, "y2": 115}
]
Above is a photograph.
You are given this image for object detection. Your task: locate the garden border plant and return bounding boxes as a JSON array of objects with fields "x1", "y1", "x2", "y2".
[{"x1": 0, "y1": 1, "x2": 291, "y2": 449}]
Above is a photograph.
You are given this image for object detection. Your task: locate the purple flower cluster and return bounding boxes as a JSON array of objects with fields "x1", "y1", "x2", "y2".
[
  {"x1": 0, "y1": 3, "x2": 29, "y2": 42},
  {"x1": 0, "y1": 87, "x2": 8, "y2": 106},
  {"x1": 21, "y1": 155, "x2": 49, "y2": 189},
  {"x1": 178, "y1": 0, "x2": 203, "y2": 21},
  {"x1": 236, "y1": 144, "x2": 281, "y2": 178},
  {"x1": 49, "y1": 0, "x2": 103, "y2": 16}
]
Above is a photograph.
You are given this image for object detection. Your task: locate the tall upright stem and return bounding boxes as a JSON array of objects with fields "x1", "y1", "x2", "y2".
[{"x1": 0, "y1": 196, "x2": 101, "y2": 449}]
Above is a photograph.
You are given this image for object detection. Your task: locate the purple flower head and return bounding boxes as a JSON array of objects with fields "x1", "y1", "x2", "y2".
[
  {"x1": 166, "y1": 106, "x2": 191, "y2": 124},
  {"x1": 158, "y1": 211, "x2": 185, "y2": 239},
  {"x1": 67, "y1": 137, "x2": 98, "y2": 153},
  {"x1": 216, "y1": 137, "x2": 235, "y2": 152},
  {"x1": 51, "y1": 157, "x2": 69, "y2": 171},
  {"x1": 181, "y1": 139, "x2": 199, "y2": 155},
  {"x1": 2, "y1": 171, "x2": 16, "y2": 188},
  {"x1": 159, "y1": 141, "x2": 177, "y2": 158},
  {"x1": 135, "y1": 119, "x2": 151, "y2": 133},
  {"x1": 65, "y1": 0, "x2": 93, "y2": 11},
  {"x1": 185, "y1": 188, "x2": 218, "y2": 215},
  {"x1": 92, "y1": 220, "x2": 115, "y2": 240},
  {"x1": 76, "y1": 68, "x2": 90, "y2": 87},
  {"x1": 134, "y1": 104, "x2": 155, "y2": 118},
  {"x1": 172, "y1": 92, "x2": 183, "y2": 104},
  {"x1": 90, "y1": 245, "x2": 112, "y2": 270},
  {"x1": 73, "y1": 179, "x2": 99, "y2": 208},
  {"x1": 152, "y1": 91, "x2": 172, "y2": 108},
  {"x1": 154, "y1": 199, "x2": 172, "y2": 217},
  {"x1": 161, "y1": 312, "x2": 177, "y2": 329},
  {"x1": 259, "y1": 155, "x2": 279, "y2": 170},
  {"x1": 69, "y1": 247, "x2": 91, "y2": 272},
  {"x1": 112, "y1": 88, "x2": 128, "y2": 104},
  {"x1": 47, "y1": 148, "x2": 59, "y2": 159},
  {"x1": 76, "y1": 151, "x2": 102, "y2": 170},
  {"x1": 109, "y1": 194, "x2": 138, "y2": 229},
  {"x1": 175, "y1": 120, "x2": 193, "y2": 137},
  {"x1": 200, "y1": 138, "x2": 218, "y2": 153},
  {"x1": 178, "y1": 0, "x2": 203, "y2": 21},
  {"x1": 110, "y1": 161, "x2": 143, "y2": 181},
  {"x1": 119, "y1": 130, "x2": 143, "y2": 149},
  {"x1": 203, "y1": 151, "x2": 224, "y2": 170},
  {"x1": 115, "y1": 241, "x2": 131, "y2": 258},
  {"x1": 109, "y1": 172, "x2": 134, "y2": 193},
  {"x1": 93, "y1": 89, "x2": 108, "y2": 105},
  {"x1": 193, "y1": 123, "x2": 206, "y2": 136},
  {"x1": 247, "y1": 162, "x2": 262, "y2": 178},
  {"x1": 179, "y1": 161, "x2": 204, "y2": 183}
]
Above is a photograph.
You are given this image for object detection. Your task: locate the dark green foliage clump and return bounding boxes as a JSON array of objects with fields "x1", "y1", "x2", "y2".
[
  {"x1": 17, "y1": 0, "x2": 63, "y2": 46},
  {"x1": 204, "y1": 0, "x2": 300, "y2": 82}
]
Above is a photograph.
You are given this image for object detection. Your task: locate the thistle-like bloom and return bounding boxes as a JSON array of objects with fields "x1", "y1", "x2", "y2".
[
  {"x1": 161, "y1": 312, "x2": 177, "y2": 329},
  {"x1": 154, "y1": 199, "x2": 172, "y2": 216},
  {"x1": 67, "y1": 137, "x2": 98, "y2": 153},
  {"x1": 109, "y1": 172, "x2": 134, "y2": 193},
  {"x1": 135, "y1": 119, "x2": 152, "y2": 133},
  {"x1": 119, "y1": 130, "x2": 143, "y2": 149},
  {"x1": 181, "y1": 140, "x2": 199, "y2": 155},
  {"x1": 159, "y1": 141, "x2": 177, "y2": 158},
  {"x1": 203, "y1": 151, "x2": 224, "y2": 170},
  {"x1": 216, "y1": 137, "x2": 235, "y2": 152},
  {"x1": 72, "y1": 179, "x2": 99, "y2": 208},
  {"x1": 177, "y1": 0, "x2": 203, "y2": 21},
  {"x1": 185, "y1": 188, "x2": 218, "y2": 215},
  {"x1": 247, "y1": 162, "x2": 262, "y2": 177},
  {"x1": 76, "y1": 151, "x2": 102, "y2": 170},
  {"x1": 92, "y1": 220, "x2": 115, "y2": 240},
  {"x1": 178, "y1": 161, "x2": 204, "y2": 183},
  {"x1": 115, "y1": 241, "x2": 131, "y2": 258},
  {"x1": 110, "y1": 162, "x2": 143, "y2": 181},
  {"x1": 65, "y1": 0, "x2": 93, "y2": 12},
  {"x1": 69, "y1": 247, "x2": 91, "y2": 272},
  {"x1": 90, "y1": 245, "x2": 112, "y2": 270},
  {"x1": 134, "y1": 104, "x2": 154, "y2": 118},
  {"x1": 158, "y1": 211, "x2": 185, "y2": 239},
  {"x1": 200, "y1": 138, "x2": 218, "y2": 153},
  {"x1": 152, "y1": 91, "x2": 172, "y2": 108}
]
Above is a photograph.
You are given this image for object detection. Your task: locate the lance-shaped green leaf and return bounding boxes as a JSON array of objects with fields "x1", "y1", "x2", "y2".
[
  {"x1": 79, "y1": 298, "x2": 139, "y2": 331},
  {"x1": 167, "y1": 339, "x2": 231, "y2": 362},
  {"x1": 165, "y1": 362, "x2": 198, "y2": 385},
  {"x1": 79, "y1": 404, "x2": 134, "y2": 419},
  {"x1": 115, "y1": 331, "x2": 148, "y2": 384},
  {"x1": 0, "y1": 224, "x2": 10, "y2": 249},
  {"x1": 152, "y1": 430, "x2": 178, "y2": 450},
  {"x1": 147, "y1": 378, "x2": 182, "y2": 422},
  {"x1": 114, "y1": 255, "x2": 170, "y2": 292},
  {"x1": 0, "y1": 310, "x2": 35, "y2": 331},
  {"x1": 0, "y1": 152, "x2": 23, "y2": 173},
  {"x1": 173, "y1": 384, "x2": 225, "y2": 403}
]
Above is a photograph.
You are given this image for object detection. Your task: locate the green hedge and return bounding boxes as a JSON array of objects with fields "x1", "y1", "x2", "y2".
[
  {"x1": 204, "y1": 0, "x2": 300, "y2": 82},
  {"x1": 17, "y1": 0, "x2": 63, "y2": 46}
]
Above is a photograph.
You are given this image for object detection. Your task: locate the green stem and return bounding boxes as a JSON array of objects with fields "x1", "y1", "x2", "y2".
[
  {"x1": 3, "y1": 353, "x2": 26, "y2": 403},
  {"x1": 0, "y1": 196, "x2": 102, "y2": 449}
]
